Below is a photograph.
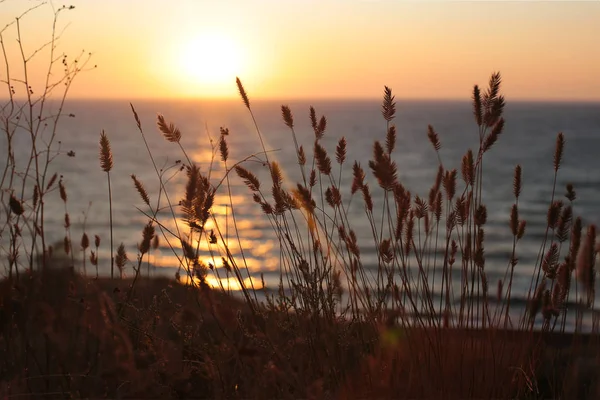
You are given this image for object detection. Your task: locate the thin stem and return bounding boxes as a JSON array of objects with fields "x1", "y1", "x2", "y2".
[{"x1": 107, "y1": 171, "x2": 114, "y2": 278}]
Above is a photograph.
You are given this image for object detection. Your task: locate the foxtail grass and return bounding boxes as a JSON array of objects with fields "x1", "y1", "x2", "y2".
[
  {"x1": 99, "y1": 131, "x2": 115, "y2": 278},
  {"x1": 2, "y1": 6, "x2": 599, "y2": 395}
]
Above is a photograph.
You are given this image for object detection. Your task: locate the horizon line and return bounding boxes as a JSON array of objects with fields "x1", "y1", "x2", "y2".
[{"x1": 2, "y1": 96, "x2": 600, "y2": 104}]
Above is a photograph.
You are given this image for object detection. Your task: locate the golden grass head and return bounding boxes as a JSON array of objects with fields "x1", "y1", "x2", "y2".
[
  {"x1": 369, "y1": 141, "x2": 397, "y2": 191},
  {"x1": 90, "y1": 250, "x2": 98, "y2": 266},
  {"x1": 427, "y1": 125, "x2": 441, "y2": 152},
  {"x1": 309, "y1": 106, "x2": 327, "y2": 139},
  {"x1": 475, "y1": 204, "x2": 487, "y2": 226},
  {"x1": 382, "y1": 85, "x2": 396, "y2": 122},
  {"x1": 336, "y1": 137, "x2": 347, "y2": 165},
  {"x1": 569, "y1": 216, "x2": 583, "y2": 270},
  {"x1": 517, "y1": 220, "x2": 526, "y2": 240},
  {"x1": 131, "y1": 174, "x2": 150, "y2": 206},
  {"x1": 115, "y1": 243, "x2": 128, "y2": 273},
  {"x1": 474, "y1": 227, "x2": 485, "y2": 268},
  {"x1": 472, "y1": 84, "x2": 483, "y2": 127},
  {"x1": 556, "y1": 261, "x2": 571, "y2": 305},
  {"x1": 510, "y1": 204, "x2": 519, "y2": 236},
  {"x1": 565, "y1": 183, "x2": 576, "y2": 202},
  {"x1": 385, "y1": 125, "x2": 396, "y2": 155},
  {"x1": 270, "y1": 160, "x2": 283, "y2": 188},
  {"x1": 59, "y1": 178, "x2": 68, "y2": 203},
  {"x1": 293, "y1": 183, "x2": 316, "y2": 214},
  {"x1": 184, "y1": 164, "x2": 201, "y2": 207},
  {"x1": 443, "y1": 169, "x2": 457, "y2": 201},
  {"x1": 130, "y1": 102, "x2": 141, "y2": 131},
  {"x1": 325, "y1": 186, "x2": 342, "y2": 208},
  {"x1": 461, "y1": 150, "x2": 475, "y2": 186},
  {"x1": 181, "y1": 239, "x2": 196, "y2": 262},
  {"x1": 236, "y1": 77, "x2": 250, "y2": 109},
  {"x1": 310, "y1": 106, "x2": 317, "y2": 133},
  {"x1": 139, "y1": 222, "x2": 155, "y2": 256},
  {"x1": 483, "y1": 72, "x2": 504, "y2": 127},
  {"x1": 219, "y1": 135, "x2": 229, "y2": 162},
  {"x1": 485, "y1": 72, "x2": 502, "y2": 102},
  {"x1": 379, "y1": 238, "x2": 393, "y2": 264},
  {"x1": 81, "y1": 232, "x2": 89, "y2": 250},
  {"x1": 362, "y1": 183, "x2": 373, "y2": 212},
  {"x1": 314, "y1": 142, "x2": 332, "y2": 175},
  {"x1": 482, "y1": 117, "x2": 505, "y2": 152},
  {"x1": 556, "y1": 205, "x2": 573, "y2": 243},
  {"x1": 454, "y1": 195, "x2": 468, "y2": 226},
  {"x1": 33, "y1": 185, "x2": 39, "y2": 208},
  {"x1": 513, "y1": 165, "x2": 522, "y2": 199},
  {"x1": 434, "y1": 191, "x2": 442, "y2": 222},
  {"x1": 99, "y1": 130, "x2": 113, "y2": 173},
  {"x1": 9, "y1": 194, "x2": 24, "y2": 216},
  {"x1": 298, "y1": 145, "x2": 306, "y2": 166},
  {"x1": 235, "y1": 166, "x2": 260, "y2": 192},
  {"x1": 281, "y1": 105, "x2": 294, "y2": 129},
  {"x1": 46, "y1": 172, "x2": 58, "y2": 191},
  {"x1": 157, "y1": 114, "x2": 181, "y2": 143},
  {"x1": 413, "y1": 196, "x2": 428, "y2": 219},
  {"x1": 554, "y1": 132, "x2": 565, "y2": 172},
  {"x1": 547, "y1": 200, "x2": 563, "y2": 230},
  {"x1": 542, "y1": 243, "x2": 559, "y2": 279},
  {"x1": 351, "y1": 162, "x2": 365, "y2": 194}
]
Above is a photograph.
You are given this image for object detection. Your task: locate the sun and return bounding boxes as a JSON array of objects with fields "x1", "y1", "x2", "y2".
[{"x1": 177, "y1": 33, "x2": 243, "y2": 95}]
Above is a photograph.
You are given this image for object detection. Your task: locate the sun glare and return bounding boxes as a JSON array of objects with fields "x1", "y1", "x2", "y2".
[{"x1": 177, "y1": 33, "x2": 243, "y2": 96}]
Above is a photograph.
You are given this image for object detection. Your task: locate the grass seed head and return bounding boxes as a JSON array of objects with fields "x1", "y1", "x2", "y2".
[
  {"x1": 115, "y1": 243, "x2": 128, "y2": 274},
  {"x1": 236, "y1": 77, "x2": 250, "y2": 109},
  {"x1": 156, "y1": 114, "x2": 182, "y2": 143},
  {"x1": 9, "y1": 194, "x2": 24, "y2": 215},
  {"x1": 99, "y1": 131, "x2": 113, "y2": 172},
  {"x1": 281, "y1": 105, "x2": 294, "y2": 129},
  {"x1": 382, "y1": 85, "x2": 396, "y2": 122},
  {"x1": 554, "y1": 132, "x2": 565, "y2": 172},
  {"x1": 131, "y1": 174, "x2": 150, "y2": 206},
  {"x1": 81, "y1": 233, "x2": 89, "y2": 250},
  {"x1": 513, "y1": 165, "x2": 522, "y2": 199}
]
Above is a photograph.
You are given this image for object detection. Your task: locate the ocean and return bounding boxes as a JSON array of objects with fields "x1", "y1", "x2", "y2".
[{"x1": 3, "y1": 98, "x2": 600, "y2": 326}]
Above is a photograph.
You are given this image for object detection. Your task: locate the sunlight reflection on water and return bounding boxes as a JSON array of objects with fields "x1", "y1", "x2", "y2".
[{"x1": 148, "y1": 142, "x2": 283, "y2": 290}]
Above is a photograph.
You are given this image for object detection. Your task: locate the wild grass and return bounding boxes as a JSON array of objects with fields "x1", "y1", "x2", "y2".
[{"x1": 1, "y1": 4, "x2": 600, "y2": 399}]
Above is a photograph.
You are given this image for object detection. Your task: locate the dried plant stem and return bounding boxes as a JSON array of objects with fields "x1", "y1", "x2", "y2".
[
  {"x1": 523, "y1": 136, "x2": 561, "y2": 330},
  {"x1": 130, "y1": 104, "x2": 184, "y2": 261},
  {"x1": 222, "y1": 158, "x2": 259, "y2": 303},
  {"x1": 107, "y1": 173, "x2": 114, "y2": 278},
  {"x1": 236, "y1": 78, "x2": 272, "y2": 171}
]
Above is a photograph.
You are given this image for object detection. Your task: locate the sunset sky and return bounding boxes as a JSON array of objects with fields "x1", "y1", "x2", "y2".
[{"x1": 1, "y1": 0, "x2": 599, "y2": 101}]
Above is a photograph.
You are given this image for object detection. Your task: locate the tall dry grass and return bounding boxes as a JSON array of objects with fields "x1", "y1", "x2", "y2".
[
  {"x1": 1, "y1": 4, "x2": 600, "y2": 399},
  {"x1": 1, "y1": 3, "x2": 94, "y2": 276}
]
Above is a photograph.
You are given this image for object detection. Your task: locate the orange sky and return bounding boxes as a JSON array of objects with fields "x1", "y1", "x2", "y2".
[{"x1": 1, "y1": 0, "x2": 599, "y2": 101}]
